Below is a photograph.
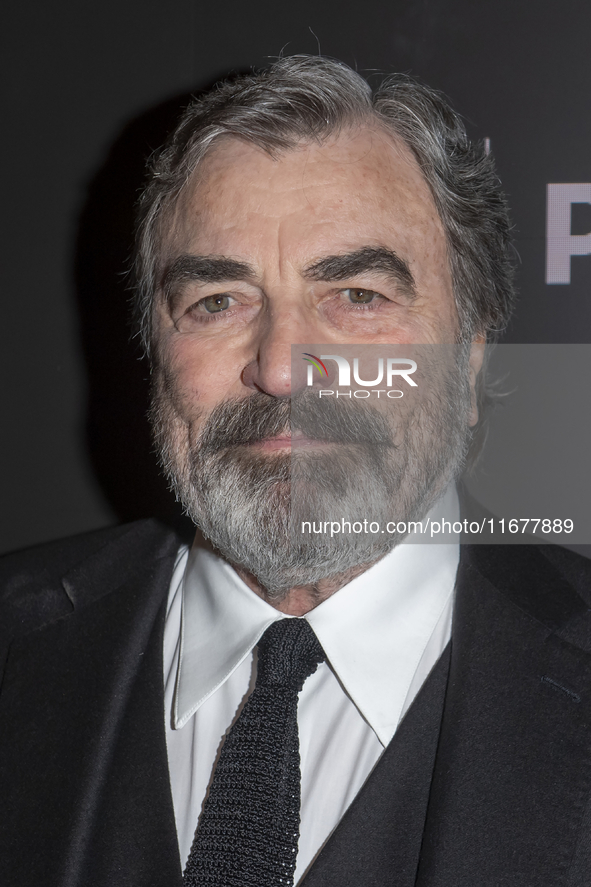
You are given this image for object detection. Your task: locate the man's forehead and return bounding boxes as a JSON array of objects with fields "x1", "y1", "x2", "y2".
[
  {"x1": 163, "y1": 127, "x2": 444, "y2": 267},
  {"x1": 175, "y1": 127, "x2": 436, "y2": 219}
]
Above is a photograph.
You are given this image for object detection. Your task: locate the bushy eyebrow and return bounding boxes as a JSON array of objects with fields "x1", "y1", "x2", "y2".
[
  {"x1": 161, "y1": 246, "x2": 416, "y2": 308},
  {"x1": 162, "y1": 254, "x2": 257, "y2": 302},
  {"x1": 303, "y1": 246, "x2": 416, "y2": 296}
]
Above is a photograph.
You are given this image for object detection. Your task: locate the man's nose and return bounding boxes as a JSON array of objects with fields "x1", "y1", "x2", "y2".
[{"x1": 241, "y1": 314, "x2": 334, "y2": 396}]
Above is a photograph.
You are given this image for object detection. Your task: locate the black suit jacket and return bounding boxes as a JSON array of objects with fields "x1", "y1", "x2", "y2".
[{"x1": 2, "y1": 519, "x2": 591, "y2": 886}]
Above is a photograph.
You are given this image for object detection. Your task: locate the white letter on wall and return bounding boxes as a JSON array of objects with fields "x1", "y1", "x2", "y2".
[{"x1": 546, "y1": 184, "x2": 591, "y2": 284}]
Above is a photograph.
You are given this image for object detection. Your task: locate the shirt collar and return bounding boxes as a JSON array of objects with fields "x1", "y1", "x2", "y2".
[{"x1": 174, "y1": 487, "x2": 460, "y2": 744}]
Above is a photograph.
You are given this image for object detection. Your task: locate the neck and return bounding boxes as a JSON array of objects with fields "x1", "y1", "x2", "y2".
[{"x1": 233, "y1": 561, "x2": 378, "y2": 616}]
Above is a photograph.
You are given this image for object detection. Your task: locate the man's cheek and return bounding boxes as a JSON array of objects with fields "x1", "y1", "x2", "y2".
[{"x1": 162, "y1": 362, "x2": 246, "y2": 430}]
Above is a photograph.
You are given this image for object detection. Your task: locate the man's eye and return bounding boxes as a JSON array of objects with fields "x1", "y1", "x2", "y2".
[
  {"x1": 199, "y1": 294, "x2": 232, "y2": 313},
  {"x1": 342, "y1": 288, "x2": 379, "y2": 305}
]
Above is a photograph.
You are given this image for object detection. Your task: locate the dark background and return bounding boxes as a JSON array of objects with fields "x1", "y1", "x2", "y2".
[{"x1": 1, "y1": 0, "x2": 590, "y2": 555}]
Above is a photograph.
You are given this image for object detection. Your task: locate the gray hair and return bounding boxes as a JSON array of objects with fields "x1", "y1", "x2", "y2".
[{"x1": 133, "y1": 54, "x2": 516, "y2": 355}]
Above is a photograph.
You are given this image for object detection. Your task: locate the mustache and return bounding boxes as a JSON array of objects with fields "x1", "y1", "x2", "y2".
[{"x1": 196, "y1": 389, "x2": 395, "y2": 455}]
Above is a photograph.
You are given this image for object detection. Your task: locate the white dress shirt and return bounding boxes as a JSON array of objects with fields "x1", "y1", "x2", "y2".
[{"x1": 163, "y1": 489, "x2": 460, "y2": 883}]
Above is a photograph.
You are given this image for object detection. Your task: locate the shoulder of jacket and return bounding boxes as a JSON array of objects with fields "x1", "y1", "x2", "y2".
[
  {"x1": 537, "y1": 544, "x2": 591, "y2": 605},
  {"x1": 0, "y1": 519, "x2": 181, "y2": 645},
  {"x1": 463, "y1": 542, "x2": 591, "y2": 638},
  {"x1": 0, "y1": 519, "x2": 177, "y2": 583}
]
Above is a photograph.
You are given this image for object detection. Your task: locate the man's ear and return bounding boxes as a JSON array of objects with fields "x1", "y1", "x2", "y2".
[{"x1": 468, "y1": 334, "x2": 486, "y2": 427}]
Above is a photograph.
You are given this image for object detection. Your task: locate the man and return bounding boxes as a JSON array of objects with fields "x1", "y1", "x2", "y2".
[{"x1": 2, "y1": 55, "x2": 591, "y2": 887}]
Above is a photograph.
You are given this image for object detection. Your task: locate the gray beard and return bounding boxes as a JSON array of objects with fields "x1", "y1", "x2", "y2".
[{"x1": 151, "y1": 347, "x2": 473, "y2": 600}]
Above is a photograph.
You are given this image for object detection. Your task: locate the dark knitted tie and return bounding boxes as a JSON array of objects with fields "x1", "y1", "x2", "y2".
[{"x1": 183, "y1": 618, "x2": 326, "y2": 887}]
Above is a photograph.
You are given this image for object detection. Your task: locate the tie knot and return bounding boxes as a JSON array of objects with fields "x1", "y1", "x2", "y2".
[{"x1": 256, "y1": 619, "x2": 325, "y2": 691}]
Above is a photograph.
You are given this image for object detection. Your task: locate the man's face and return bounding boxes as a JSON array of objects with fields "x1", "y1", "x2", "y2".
[
  {"x1": 154, "y1": 127, "x2": 459, "y2": 417},
  {"x1": 151, "y1": 127, "x2": 479, "y2": 596}
]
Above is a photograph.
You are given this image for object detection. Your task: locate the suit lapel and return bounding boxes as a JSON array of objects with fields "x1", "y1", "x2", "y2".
[
  {"x1": 417, "y1": 546, "x2": 591, "y2": 887},
  {"x1": 0, "y1": 522, "x2": 183, "y2": 887}
]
